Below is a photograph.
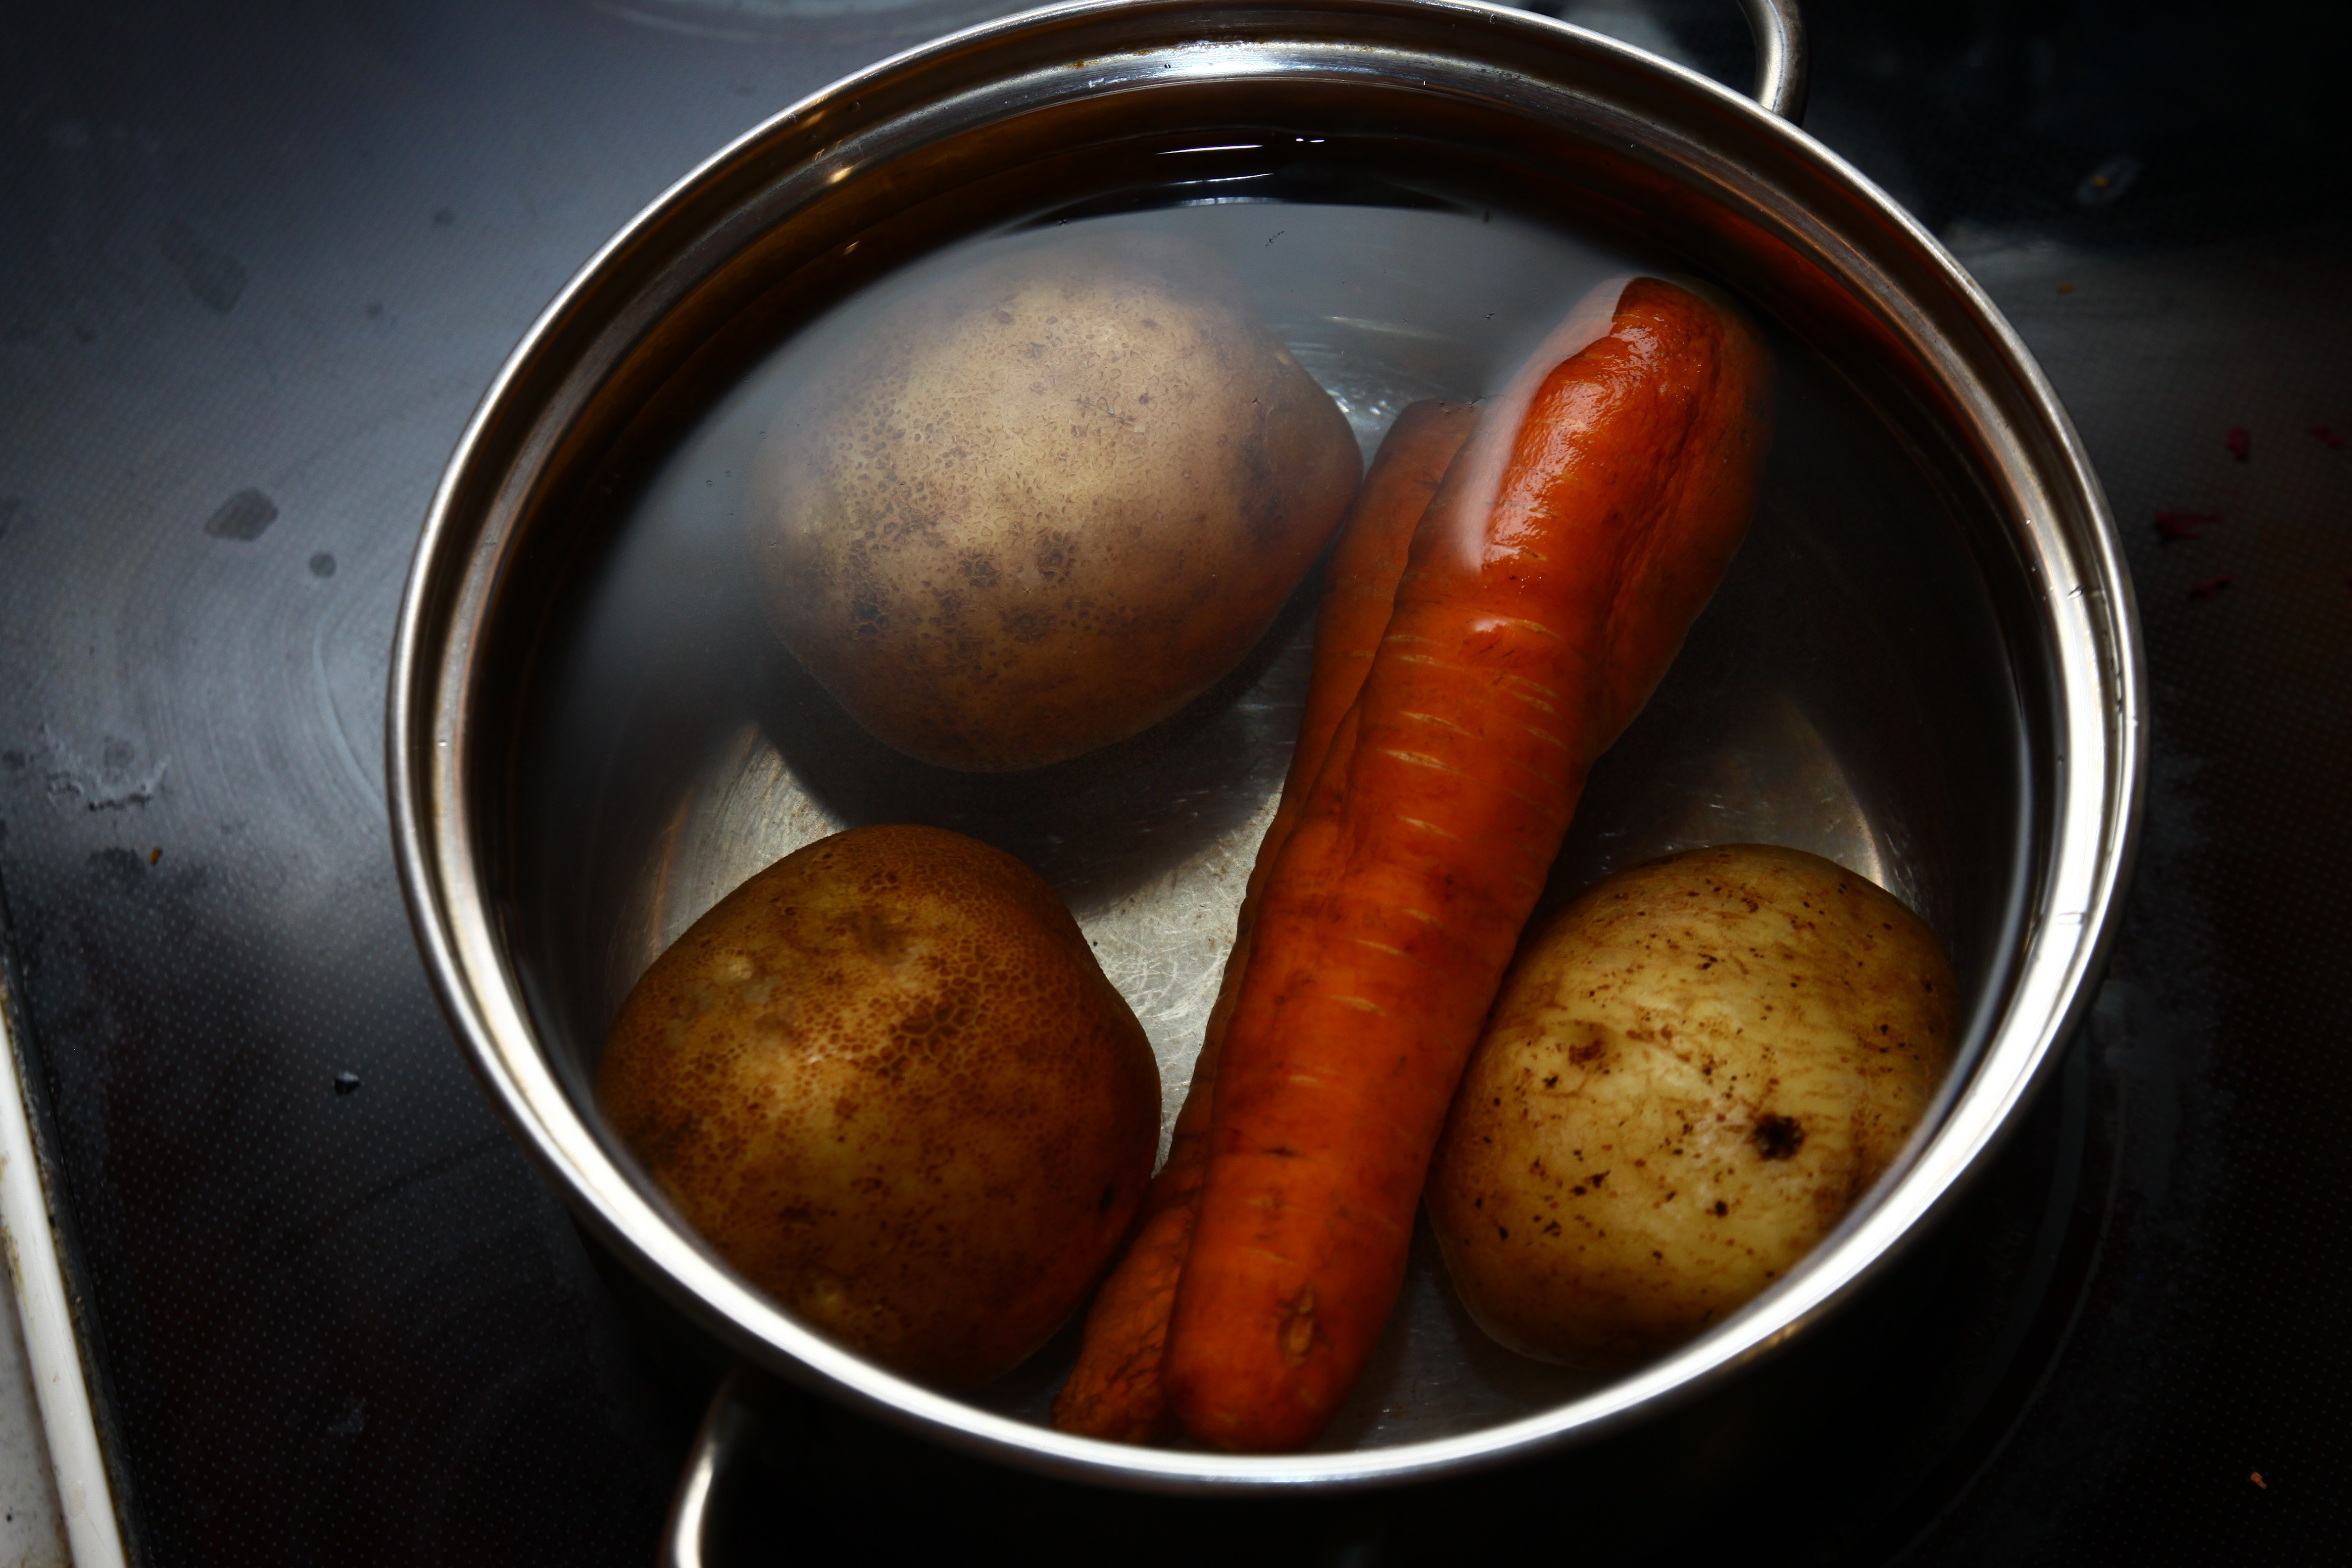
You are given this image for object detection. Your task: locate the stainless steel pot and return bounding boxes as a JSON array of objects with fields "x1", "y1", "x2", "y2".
[{"x1": 387, "y1": 0, "x2": 2142, "y2": 1521}]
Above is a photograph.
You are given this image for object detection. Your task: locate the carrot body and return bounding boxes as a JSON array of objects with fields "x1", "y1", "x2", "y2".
[
  {"x1": 1052, "y1": 401, "x2": 1476, "y2": 1442},
  {"x1": 1162, "y1": 277, "x2": 1774, "y2": 1452}
]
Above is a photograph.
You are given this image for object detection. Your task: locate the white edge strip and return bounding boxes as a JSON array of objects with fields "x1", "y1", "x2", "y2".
[{"x1": 0, "y1": 989, "x2": 128, "y2": 1568}]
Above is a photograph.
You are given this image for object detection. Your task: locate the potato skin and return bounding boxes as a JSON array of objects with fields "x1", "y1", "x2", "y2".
[
  {"x1": 753, "y1": 232, "x2": 1360, "y2": 771},
  {"x1": 596, "y1": 825, "x2": 1159, "y2": 1389},
  {"x1": 1427, "y1": 844, "x2": 1956, "y2": 1370}
]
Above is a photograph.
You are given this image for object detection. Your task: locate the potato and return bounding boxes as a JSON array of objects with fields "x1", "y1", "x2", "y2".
[
  {"x1": 751, "y1": 231, "x2": 1360, "y2": 771},
  {"x1": 595, "y1": 825, "x2": 1159, "y2": 1389},
  {"x1": 1427, "y1": 844, "x2": 1956, "y2": 1370}
]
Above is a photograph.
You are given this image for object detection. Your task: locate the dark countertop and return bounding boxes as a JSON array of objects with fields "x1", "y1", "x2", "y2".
[{"x1": 1, "y1": 2, "x2": 2346, "y2": 1562}]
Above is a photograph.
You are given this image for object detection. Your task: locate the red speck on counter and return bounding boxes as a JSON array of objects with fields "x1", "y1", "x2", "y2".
[
  {"x1": 2189, "y1": 575, "x2": 2234, "y2": 601},
  {"x1": 2154, "y1": 510, "x2": 2221, "y2": 542},
  {"x1": 2226, "y1": 427, "x2": 2251, "y2": 460},
  {"x1": 2313, "y1": 425, "x2": 2346, "y2": 448},
  {"x1": 2251, "y1": 1471, "x2": 2267, "y2": 1489}
]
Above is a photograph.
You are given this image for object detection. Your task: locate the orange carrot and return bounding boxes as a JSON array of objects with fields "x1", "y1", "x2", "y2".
[
  {"x1": 1052, "y1": 400, "x2": 1476, "y2": 1442},
  {"x1": 1162, "y1": 276, "x2": 1774, "y2": 1452}
]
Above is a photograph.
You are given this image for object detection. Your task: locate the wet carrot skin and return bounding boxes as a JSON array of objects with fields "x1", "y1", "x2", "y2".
[
  {"x1": 1164, "y1": 279, "x2": 1773, "y2": 1452},
  {"x1": 1050, "y1": 401, "x2": 1476, "y2": 1442},
  {"x1": 1255, "y1": 400, "x2": 1482, "y2": 911}
]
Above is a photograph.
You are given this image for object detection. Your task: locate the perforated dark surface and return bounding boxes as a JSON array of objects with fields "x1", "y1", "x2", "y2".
[{"x1": 0, "y1": 1, "x2": 2347, "y2": 1563}]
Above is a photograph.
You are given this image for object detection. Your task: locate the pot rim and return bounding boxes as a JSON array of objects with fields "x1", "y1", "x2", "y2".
[{"x1": 387, "y1": 0, "x2": 2144, "y2": 1492}]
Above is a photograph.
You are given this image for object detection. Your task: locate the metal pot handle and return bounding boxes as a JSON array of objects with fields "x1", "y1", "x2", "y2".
[
  {"x1": 1736, "y1": 0, "x2": 1809, "y2": 122},
  {"x1": 661, "y1": 1367, "x2": 767, "y2": 1568}
]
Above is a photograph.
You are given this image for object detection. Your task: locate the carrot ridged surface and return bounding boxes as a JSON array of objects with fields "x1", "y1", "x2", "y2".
[
  {"x1": 1052, "y1": 400, "x2": 1476, "y2": 1442},
  {"x1": 1162, "y1": 276, "x2": 1774, "y2": 1452}
]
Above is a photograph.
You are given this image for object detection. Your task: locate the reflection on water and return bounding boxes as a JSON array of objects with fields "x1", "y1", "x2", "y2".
[{"x1": 1558, "y1": 689, "x2": 1899, "y2": 904}]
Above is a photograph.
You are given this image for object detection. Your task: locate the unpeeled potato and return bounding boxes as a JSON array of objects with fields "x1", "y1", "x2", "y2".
[
  {"x1": 596, "y1": 825, "x2": 1159, "y2": 1389},
  {"x1": 751, "y1": 230, "x2": 1360, "y2": 771},
  {"x1": 1427, "y1": 844, "x2": 1956, "y2": 1370}
]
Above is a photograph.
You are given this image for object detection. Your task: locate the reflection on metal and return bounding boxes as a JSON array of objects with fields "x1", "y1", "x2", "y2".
[
  {"x1": 659, "y1": 1367, "x2": 765, "y2": 1568},
  {"x1": 1564, "y1": 691, "x2": 1896, "y2": 901}
]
